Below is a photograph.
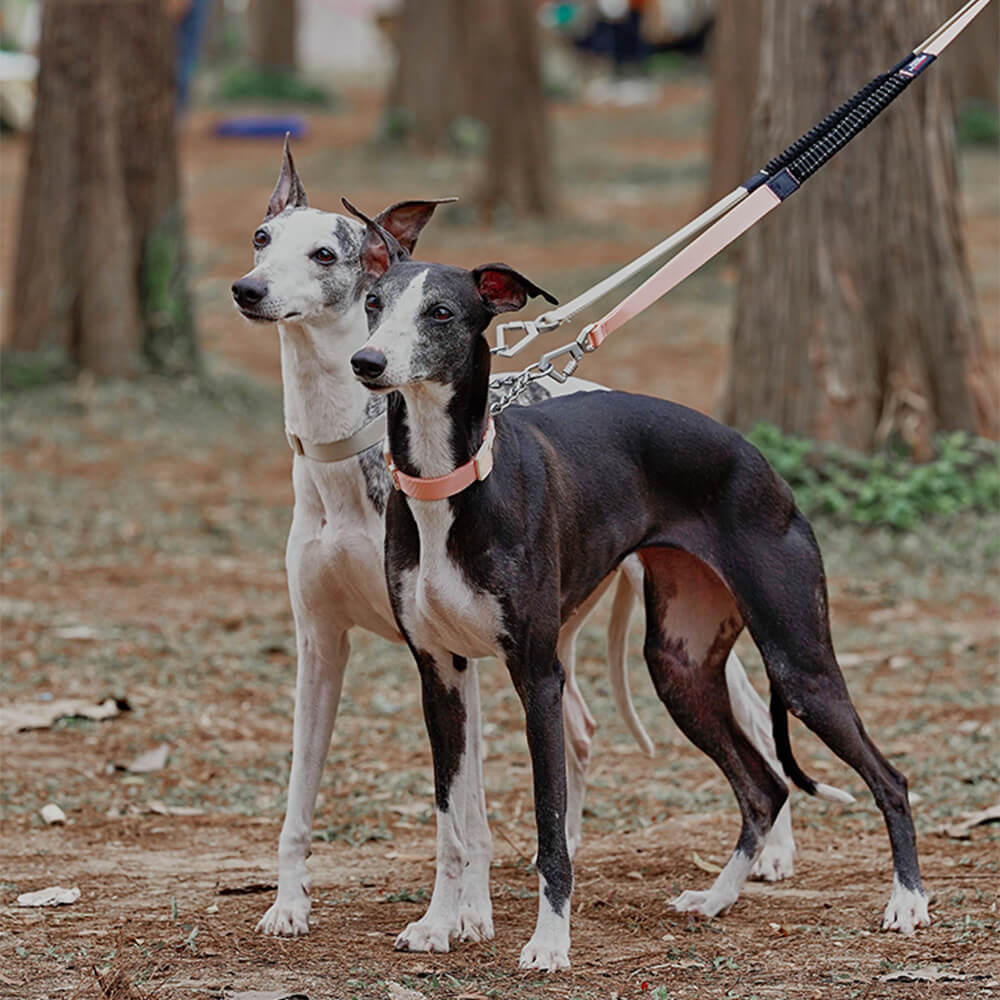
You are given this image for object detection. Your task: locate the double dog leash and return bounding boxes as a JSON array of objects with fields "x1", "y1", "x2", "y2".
[{"x1": 489, "y1": 0, "x2": 994, "y2": 415}]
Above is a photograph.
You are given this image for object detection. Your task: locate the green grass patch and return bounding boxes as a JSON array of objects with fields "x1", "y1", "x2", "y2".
[{"x1": 748, "y1": 424, "x2": 1000, "y2": 530}]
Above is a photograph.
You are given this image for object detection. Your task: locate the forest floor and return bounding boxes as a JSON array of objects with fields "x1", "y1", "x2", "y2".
[{"x1": 1, "y1": 68, "x2": 998, "y2": 1000}]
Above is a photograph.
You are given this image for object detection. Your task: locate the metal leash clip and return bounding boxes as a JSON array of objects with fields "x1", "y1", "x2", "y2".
[{"x1": 492, "y1": 315, "x2": 562, "y2": 358}]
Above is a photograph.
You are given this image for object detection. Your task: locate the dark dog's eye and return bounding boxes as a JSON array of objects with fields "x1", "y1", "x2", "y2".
[
  {"x1": 365, "y1": 293, "x2": 380, "y2": 313},
  {"x1": 430, "y1": 306, "x2": 453, "y2": 323},
  {"x1": 253, "y1": 229, "x2": 270, "y2": 249},
  {"x1": 312, "y1": 247, "x2": 336, "y2": 265}
]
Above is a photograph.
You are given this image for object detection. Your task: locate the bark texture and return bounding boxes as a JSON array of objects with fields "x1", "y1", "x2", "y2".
[
  {"x1": 723, "y1": 0, "x2": 993, "y2": 454},
  {"x1": 8, "y1": 0, "x2": 197, "y2": 376},
  {"x1": 248, "y1": 0, "x2": 297, "y2": 73},
  {"x1": 705, "y1": 0, "x2": 761, "y2": 205},
  {"x1": 387, "y1": 0, "x2": 553, "y2": 217},
  {"x1": 470, "y1": 0, "x2": 554, "y2": 218}
]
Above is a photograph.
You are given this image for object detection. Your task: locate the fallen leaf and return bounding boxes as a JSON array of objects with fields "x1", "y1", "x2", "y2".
[
  {"x1": 691, "y1": 851, "x2": 723, "y2": 874},
  {"x1": 223, "y1": 992, "x2": 309, "y2": 1000},
  {"x1": 879, "y1": 967, "x2": 967, "y2": 983},
  {"x1": 122, "y1": 743, "x2": 170, "y2": 773},
  {"x1": 147, "y1": 800, "x2": 205, "y2": 817},
  {"x1": 0, "y1": 697, "x2": 124, "y2": 735},
  {"x1": 938, "y1": 803, "x2": 1000, "y2": 840},
  {"x1": 17, "y1": 886, "x2": 80, "y2": 907},
  {"x1": 218, "y1": 882, "x2": 277, "y2": 896},
  {"x1": 387, "y1": 985, "x2": 428, "y2": 1000},
  {"x1": 40, "y1": 803, "x2": 66, "y2": 825}
]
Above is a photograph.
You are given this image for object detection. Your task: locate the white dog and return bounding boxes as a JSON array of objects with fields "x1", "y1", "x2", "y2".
[{"x1": 231, "y1": 142, "x2": 807, "y2": 947}]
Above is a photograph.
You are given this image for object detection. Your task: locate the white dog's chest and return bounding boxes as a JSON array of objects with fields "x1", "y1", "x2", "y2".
[
  {"x1": 289, "y1": 459, "x2": 399, "y2": 641},
  {"x1": 400, "y1": 505, "x2": 505, "y2": 660}
]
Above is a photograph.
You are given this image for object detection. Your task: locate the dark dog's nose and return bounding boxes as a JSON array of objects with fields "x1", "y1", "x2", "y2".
[
  {"x1": 351, "y1": 348, "x2": 388, "y2": 381},
  {"x1": 232, "y1": 277, "x2": 267, "y2": 309}
]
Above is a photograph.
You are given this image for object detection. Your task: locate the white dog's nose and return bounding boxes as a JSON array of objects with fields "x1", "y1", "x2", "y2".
[{"x1": 232, "y1": 278, "x2": 267, "y2": 309}]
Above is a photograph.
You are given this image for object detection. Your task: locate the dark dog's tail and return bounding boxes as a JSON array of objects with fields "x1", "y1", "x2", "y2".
[{"x1": 771, "y1": 691, "x2": 855, "y2": 804}]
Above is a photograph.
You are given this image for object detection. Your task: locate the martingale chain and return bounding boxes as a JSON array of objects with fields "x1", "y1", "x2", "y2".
[{"x1": 489, "y1": 325, "x2": 598, "y2": 415}]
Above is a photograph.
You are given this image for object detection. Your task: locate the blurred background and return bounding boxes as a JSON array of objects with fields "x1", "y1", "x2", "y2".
[{"x1": 1, "y1": 0, "x2": 997, "y2": 454}]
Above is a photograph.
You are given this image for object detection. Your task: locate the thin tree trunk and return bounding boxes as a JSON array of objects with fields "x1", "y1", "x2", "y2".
[
  {"x1": 8, "y1": 0, "x2": 197, "y2": 377},
  {"x1": 470, "y1": 0, "x2": 554, "y2": 218},
  {"x1": 388, "y1": 0, "x2": 469, "y2": 150},
  {"x1": 248, "y1": 0, "x2": 297, "y2": 73},
  {"x1": 705, "y1": 0, "x2": 761, "y2": 206},
  {"x1": 723, "y1": 0, "x2": 993, "y2": 455}
]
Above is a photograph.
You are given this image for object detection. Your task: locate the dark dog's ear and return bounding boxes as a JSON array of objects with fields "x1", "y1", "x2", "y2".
[
  {"x1": 342, "y1": 197, "x2": 410, "y2": 283},
  {"x1": 472, "y1": 264, "x2": 558, "y2": 315},
  {"x1": 264, "y1": 134, "x2": 308, "y2": 220},
  {"x1": 374, "y1": 198, "x2": 457, "y2": 255}
]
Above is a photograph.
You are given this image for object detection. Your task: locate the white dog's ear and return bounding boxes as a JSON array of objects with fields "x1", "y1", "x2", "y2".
[
  {"x1": 472, "y1": 264, "x2": 558, "y2": 315},
  {"x1": 374, "y1": 198, "x2": 457, "y2": 254},
  {"x1": 342, "y1": 197, "x2": 409, "y2": 283},
  {"x1": 264, "y1": 134, "x2": 308, "y2": 220}
]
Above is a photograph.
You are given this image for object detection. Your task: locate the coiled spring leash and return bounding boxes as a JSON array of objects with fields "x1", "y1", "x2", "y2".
[{"x1": 489, "y1": 0, "x2": 993, "y2": 415}]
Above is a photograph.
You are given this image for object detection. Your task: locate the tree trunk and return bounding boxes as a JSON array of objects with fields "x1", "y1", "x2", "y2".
[
  {"x1": 8, "y1": 0, "x2": 197, "y2": 377},
  {"x1": 248, "y1": 0, "x2": 297, "y2": 73},
  {"x1": 705, "y1": 0, "x2": 761, "y2": 206},
  {"x1": 723, "y1": 0, "x2": 993, "y2": 455},
  {"x1": 952, "y1": 0, "x2": 998, "y2": 105},
  {"x1": 469, "y1": 0, "x2": 554, "y2": 218},
  {"x1": 388, "y1": 0, "x2": 469, "y2": 150}
]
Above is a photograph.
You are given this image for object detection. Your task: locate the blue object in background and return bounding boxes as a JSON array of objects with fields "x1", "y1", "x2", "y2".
[{"x1": 214, "y1": 116, "x2": 309, "y2": 139}]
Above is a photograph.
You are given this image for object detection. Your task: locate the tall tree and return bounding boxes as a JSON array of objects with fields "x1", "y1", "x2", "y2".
[
  {"x1": 248, "y1": 0, "x2": 297, "y2": 73},
  {"x1": 705, "y1": 0, "x2": 761, "y2": 206},
  {"x1": 8, "y1": 0, "x2": 197, "y2": 377},
  {"x1": 723, "y1": 0, "x2": 993, "y2": 455},
  {"x1": 386, "y1": 0, "x2": 553, "y2": 217}
]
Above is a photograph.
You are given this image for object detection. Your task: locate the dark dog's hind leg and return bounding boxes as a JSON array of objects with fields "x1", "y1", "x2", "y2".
[
  {"x1": 729, "y1": 513, "x2": 928, "y2": 932},
  {"x1": 639, "y1": 547, "x2": 788, "y2": 918}
]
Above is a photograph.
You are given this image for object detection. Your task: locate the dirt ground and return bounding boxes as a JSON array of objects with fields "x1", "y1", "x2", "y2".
[{"x1": 2, "y1": 71, "x2": 999, "y2": 1000}]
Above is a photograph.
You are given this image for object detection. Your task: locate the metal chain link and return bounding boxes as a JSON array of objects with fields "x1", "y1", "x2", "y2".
[{"x1": 488, "y1": 326, "x2": 597, "y2": 415}]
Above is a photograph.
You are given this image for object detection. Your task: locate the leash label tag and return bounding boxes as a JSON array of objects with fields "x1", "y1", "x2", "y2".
[
  {"x1": 767, "y1": 168, "x2": 801, "y2": 201},
  {"x1": 900, "y1": 53, "x2": 935, "y2": 78}
]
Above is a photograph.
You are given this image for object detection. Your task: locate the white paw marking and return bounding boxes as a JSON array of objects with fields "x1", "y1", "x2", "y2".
[
  {"x1": 256, "y1": 879, "x2": 311, "y2": 937},
  {"x1": 395, "y1": 917, "x2": 454, "y2": 953},
  {"x1": 670, "y1": 888, "x2": 735, "y2": 919},
  {"x1": 882, "y1": 877, "x2": 930, "y2": 934},
  {"x1": 750, "y1": 842, "x2": 795, "y2": 882},
  {"x1": 518, "y1": 939, "x2": 571, "y2": 971}
]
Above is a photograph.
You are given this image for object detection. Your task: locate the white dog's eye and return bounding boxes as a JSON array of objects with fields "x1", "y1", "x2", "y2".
[
  {"x1": 430, "y1": 306, "x2": 453, "y2": 323},
  {"x1": 312, "y1": 247, "x2": 336, "y2": 265},
  {"x1": 253, "y1": 229, "x2": 270, "y2": 249},
  {"x1": 365, "y1": 293, "x2": 380, "y2": 313}
]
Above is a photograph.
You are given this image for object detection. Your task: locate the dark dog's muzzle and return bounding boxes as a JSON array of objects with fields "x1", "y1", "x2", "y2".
[{"x1": 350, "y1": 348, "x2": 388, "y2": 382}]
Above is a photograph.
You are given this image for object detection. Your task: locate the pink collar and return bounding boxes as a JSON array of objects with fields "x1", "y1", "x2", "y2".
[{"x1": 384, "y1": 418, "x2": 496, "y2": 500}]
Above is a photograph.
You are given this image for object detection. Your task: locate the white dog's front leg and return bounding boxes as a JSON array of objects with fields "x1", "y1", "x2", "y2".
[{"x1": 257, "y1": 627, "x2": 349, "y2": 937}]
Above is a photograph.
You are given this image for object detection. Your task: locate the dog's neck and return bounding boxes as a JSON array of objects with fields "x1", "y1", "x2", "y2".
[
  {"x1": 387, "y1": 337, "x2": 492, "y2": 480},
  {"x1": 278, "y1": 299, "x2": 382, "y2": 444}
]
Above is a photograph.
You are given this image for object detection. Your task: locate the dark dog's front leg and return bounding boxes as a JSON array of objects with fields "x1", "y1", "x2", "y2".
[
  {"x1": 394, "y1": 647, "x2": 492, "y2": 953},
  {"x1": 511, "y1": 655, "x2": 573, "y2": 971}
]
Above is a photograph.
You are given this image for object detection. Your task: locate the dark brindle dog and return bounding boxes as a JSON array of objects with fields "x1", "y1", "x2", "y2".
[{"x1": 346, "y1": 205, "x2": 928, "y2": 970}]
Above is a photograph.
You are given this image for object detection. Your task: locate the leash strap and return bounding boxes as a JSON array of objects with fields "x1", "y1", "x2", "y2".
[
  {"x1": 384, "y1": 418, "x2": 497, "y2": 500},
  {"x1": 286, "y1": 413, "x2": 387, "y2": 462},
  {"x1": 492, "y1": 0, "x2": 992, "y2": 373}
]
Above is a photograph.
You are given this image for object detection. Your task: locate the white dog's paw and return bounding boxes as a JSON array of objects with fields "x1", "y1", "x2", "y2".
[
  {"x1": 881, "y1": 882, "x2": 930, "y2": 934},
  {"x1": 518, "y1": 937, "x2": 570, "y2": 971},
  {"x1": 395, "y1": 917, "x2": 453, "y2": 953},
  {"x1": 750, "y1": 841, "x2": 795, "y2": 882},
  {"x1": 457, "y1": 903, "x2": 494, "y2": 943},
  {"x1": 256, "y1": 891, "x2": 311, "y2": 938},
  {"x1": 669, "y1": 888, "x2": 734, "y2": 919}
]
